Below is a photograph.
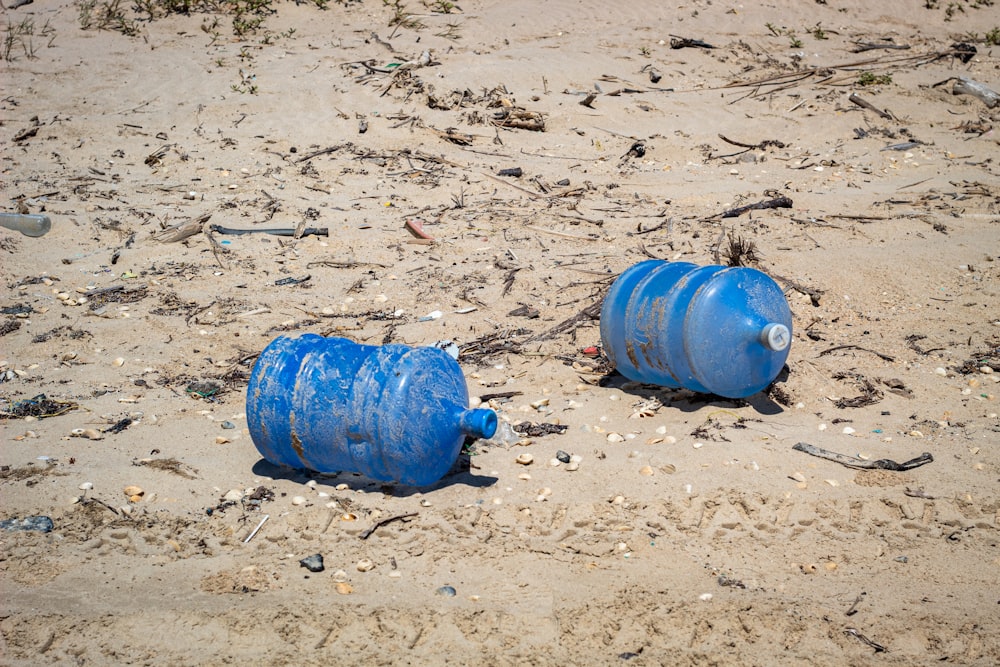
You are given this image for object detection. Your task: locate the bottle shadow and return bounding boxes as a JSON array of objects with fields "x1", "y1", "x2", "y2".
[
  {"x1": 250, "y1": 454, "x2": 499, "y2": 496},
  {"x1": 601, "y1": 367, "x2": 790, "y2": 417}
]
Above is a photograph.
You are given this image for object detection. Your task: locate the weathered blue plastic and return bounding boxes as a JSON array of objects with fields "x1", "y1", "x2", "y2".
[
  {"x1": 246, "y1": 335, "x2": 498, "y2": 486},
  {"x1": 600, "y1": 260, "x2": 792, "y2": 398}
]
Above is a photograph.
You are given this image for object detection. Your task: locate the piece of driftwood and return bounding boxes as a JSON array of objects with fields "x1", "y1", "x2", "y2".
[{"x1": 792, "y1": 442, "x2": 933, "y2": 471}]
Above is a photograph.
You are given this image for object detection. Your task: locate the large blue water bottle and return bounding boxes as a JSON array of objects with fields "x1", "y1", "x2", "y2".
[
  {"x1": 600, "y1": 260, "x2": 792, "y2": 398},
  {"x1": 246, "y1": 335, "x2": 498, "y2": 486}
]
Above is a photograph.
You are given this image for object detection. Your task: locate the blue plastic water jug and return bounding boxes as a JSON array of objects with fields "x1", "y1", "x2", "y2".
[
  {"x1": 600, "y1": 260, "x2": 792, "y2": 398},
  {"x1": 246, "y1": 335, "x2": 498, "y2": 486}
]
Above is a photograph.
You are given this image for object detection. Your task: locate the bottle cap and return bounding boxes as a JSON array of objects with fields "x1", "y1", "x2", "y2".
[{"x1": 761, "y1": 323, "x2": 791, "y2": 351}]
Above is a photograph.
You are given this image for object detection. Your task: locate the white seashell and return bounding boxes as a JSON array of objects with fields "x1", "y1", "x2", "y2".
[
  {"x1": 291, "y1": 496, "x2": 306, "y2": 506},
  {"x1": 565, "y1": 461, "x2": 580, "y2": 471},
  {"x1": 112, "y1": 357, "x2": 125, "y2": 368},
  {"x1": 606, "y1": 433, "x2": 624, "y2": 443},
  {"x1": 356, "y1": 559, "x2": 375, "y2": 572},
  {"x1": 515, "y1": 453, "x2": 534, "y2": 465},
  {"x1": 79, "y1": 482, "x2": 94, "y2": 491}
]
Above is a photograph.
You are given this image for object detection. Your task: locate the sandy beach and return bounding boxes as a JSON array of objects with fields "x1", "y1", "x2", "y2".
[{"x1": 2, "y1": 0, "x2": 999, "y2": 664}]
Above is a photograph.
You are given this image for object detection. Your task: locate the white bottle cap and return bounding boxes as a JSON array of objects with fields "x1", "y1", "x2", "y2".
[{"x1": 760, "y1": 323, "x2": 790, "y2": 351}]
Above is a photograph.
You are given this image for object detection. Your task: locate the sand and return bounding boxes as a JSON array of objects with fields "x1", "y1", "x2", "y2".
[{"x1": 2, "y1": 0, "x2": 999, "y2": 664}]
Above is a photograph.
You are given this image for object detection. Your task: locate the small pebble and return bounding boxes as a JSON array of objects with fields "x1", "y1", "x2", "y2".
[
  {"x1": 435, "y1": 585, "x2": 457, "y2": 597},
  {"x1": 555, "y1": 450, "x2": 571, "y2": 463},
  {"x1": 842, "y1": 427, "x2": 855, "y2": 435},
  {"x1": 299, "y1": 554, "x2": 325, "y2": 573},
  {"x1": 692, "y1": 442, "x2": 704, "y2": 449},
  {"x1": 79, "y1": 482, "x2": 94, "y2": 491},
  {"x1": 221, "y1": 421, "x2": 236, "y2": 429},
  {"x1": 565, "y1": 461, "x2": 580, "y2": 472},
  {"x1": 291, "y1": 496, "x2": 306, "y2": 506}
]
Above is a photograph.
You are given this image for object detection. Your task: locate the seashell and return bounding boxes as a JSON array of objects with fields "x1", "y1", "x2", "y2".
[
  {"x1": 113, "y1": 357, "x2": 125, "y2": 368},
  {"x1": 549, "y1": 458, "x2": 562, "y2": 467},
  {"x1": 335, "y1": 582, "x2": 353, "y2": 595},
  {"x1": 291, "y1": 496, "x2": 306, "y2": 506},
  {"x1": 800, "y1": 563, "x2": 818, "y2": 574},
  {"x1": 517, "y1": 473, "x2": 531, "y2": 480},
  {"x1": 515, "y1": 453, "x2": 534, "y2": 465},
  {"x1": 72, "y1": 428, "x2": 103, "y2": 440},
  {"x1": 639, "y1": 465, "x2": 654, "y2": 476},
  {"x1": 692, "y1": 442, "x2": 704, "y2": 449},
  {"x1": 341, "y1": 513, "x2": 357, "y2": 521},
  {"x1": 565, "y1": 461, "x2": 580, "y2": 472},
  {"x1": 356, "y1": 559, "x2": 375, "y2": 572},
  {"x1": 215, "y1": 436, "x2": 230, "y2": 444},
  {"x1": 660, "y1": 464, "x2": 677, "y2": 474},
  {"x1": 79, "y1": 482, "x2": 94, "y2": 491},
  {"x1": 124, "y1": 485, "x2": 144, "y2": 498},
  {"x1": 606, "y1": 432, "x2": 624, "y2": 443}
]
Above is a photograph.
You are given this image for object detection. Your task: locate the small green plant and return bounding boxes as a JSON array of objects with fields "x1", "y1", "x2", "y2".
[
  {"x1": 788, "y1": 32, "x2": 803, "y2": 48},
  {"x1": 3, "y1": 17, "x2": 54, "y2": 61},
  {"x1": 435, "y1": 22, "x2": 462, "y2": 41},
  {"x1": 985, "y1": 27, "x2": 1000, "y2": 44},
  {"x1": 428, "y1": 0, "x2": 456, "y2": 12},
  {"x1": 77, "y1": 0, "x2": 141, "y2": 36},
  {"x1": 639, "y1": 45, "x2": 651, "y2": 57},
  {"x1": 384, "y1": 0, "x2": 425, "y2": 30},
  {"x1": 809, "y1": 24, "x2": 828, "y2": 40},
  {"x1": 857, "y1": 71, "x2": 893, "y2": 86}
]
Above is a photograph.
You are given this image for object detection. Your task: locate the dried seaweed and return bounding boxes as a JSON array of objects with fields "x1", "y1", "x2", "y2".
[
  {"x1": 832, "y1": 371, "x2": 883, "y2": 408},
  {"x1": 0, "y1": 394, "x2": 80, "y2": 420}
]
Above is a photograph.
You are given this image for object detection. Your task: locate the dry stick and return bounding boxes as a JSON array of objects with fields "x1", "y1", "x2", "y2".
[
  {"x1": 818, "y1": 344, "x2": 895, "y2": 362},
  {"x1": 792, "y1": 442, "x2": 933, "y2": 471},
  {"x1": 844, "y1": 628, "x2": 888, "y2": 653},
  {"x1": 296, "y1": 144, "x2": 347, "y2": 163},
  {"x1": 852, "y1": 42, "x2": 911, "y2": 53},
  {"x1": 848, "y1": 93, "x2": 893, "y2": 120},
  {"x1": 202, "y1": 219, "x2": 228, "y2": 270},
  {"x1": 525, "y1": 225, "x2": 599, "y2": 241},
  {"x1": 845, "y1": 592, "x2": 867, "y2": 616},
  {"x1": 359, "y1": 512, "x2": 418, "y2": 540}
]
